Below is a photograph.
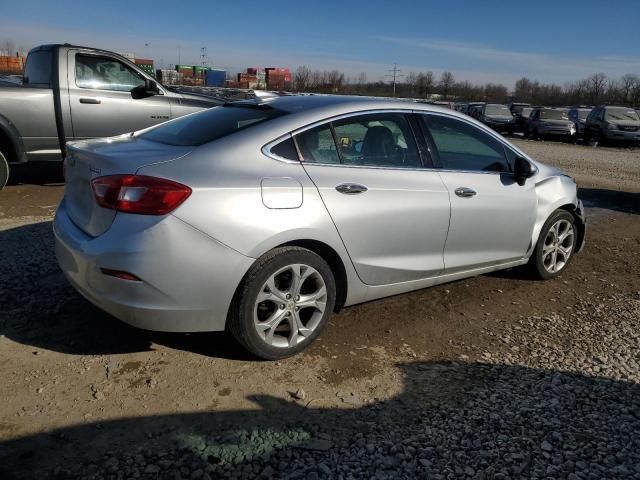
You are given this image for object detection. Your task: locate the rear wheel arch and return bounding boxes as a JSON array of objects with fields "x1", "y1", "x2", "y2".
[
  {"x1": 0, "y1": 116, "x2": 25, "y2": 164},
  {"x1": 277, "y1": 239, "x2": 348, "y2": 312}
]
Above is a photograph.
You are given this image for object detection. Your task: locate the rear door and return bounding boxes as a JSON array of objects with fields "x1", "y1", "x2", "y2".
[
  {"x1": 295, "y1": 111, "x2": 451, "y2": 286},
  {"x1": 67, "y1": 50, "x2": 171, "y2": 139},
  {"x1": 418, "y1": 113, "x2": 536, "y2": 273}
]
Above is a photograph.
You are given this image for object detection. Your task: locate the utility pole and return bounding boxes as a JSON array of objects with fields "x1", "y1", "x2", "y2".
[
  {"x1": 385, "y1": 63, "x2": 403, "y2": 97},
  {"x1": 200, "y1": 47, "x2": 207, "y2": 67}
]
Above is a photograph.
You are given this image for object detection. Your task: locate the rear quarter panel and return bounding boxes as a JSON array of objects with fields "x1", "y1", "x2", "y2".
[{"x1": 136, "y1": 129, "x2": 368, "y2": 306}]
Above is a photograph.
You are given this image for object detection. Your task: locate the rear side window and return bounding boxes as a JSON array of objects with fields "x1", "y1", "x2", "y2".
[
  {"x1": 295, "y1": 125, "x2": 341, "y2": 164},
  {"x1": 421, "y1": 114, "x2": 511, "y2": 173},
  {"x1": 141, "y1": 105, "x2": 289, "y2": 146},
  {"x1": 332, "y1": 113, "x2": 421, "y2": 168},
  {"x1": 269, "y1": 137, "x2": 299, "y2": 161},
  {"x1": 23, "y1": 50, "x2": 52, "y2": 88}
]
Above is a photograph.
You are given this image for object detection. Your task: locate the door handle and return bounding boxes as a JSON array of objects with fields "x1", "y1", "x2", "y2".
[
  {"x1": 454, "y1": 187, "x2": 477, "y2": 198},
  {"x1": 79, "y1": 98, "x2": 101, "y2": 104},
  {"x1": 335, "y1": 183, "x2": 368, "y2": 195}
]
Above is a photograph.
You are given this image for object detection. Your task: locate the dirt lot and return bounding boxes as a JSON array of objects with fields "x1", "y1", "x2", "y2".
[{"x1": 1, "y1": 141, "x2": 639, "y2": 479}]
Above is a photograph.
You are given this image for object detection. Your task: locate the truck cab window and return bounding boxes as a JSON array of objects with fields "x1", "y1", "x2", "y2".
[{"x1": 75, "y1": 54, "x2": 145, "y2": 92}]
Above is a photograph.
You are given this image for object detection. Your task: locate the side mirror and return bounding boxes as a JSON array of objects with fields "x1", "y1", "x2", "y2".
[
  {"x1": 514, "y1": 156, "x2": 533, "y2": 186},
  {"x1": 131, "y1": 79, "x2": 159, "y2": 99}
]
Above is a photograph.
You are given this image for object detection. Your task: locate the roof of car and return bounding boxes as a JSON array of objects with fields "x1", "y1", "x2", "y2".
[{"x1": 257, "y1": 94, "x2": 460, "y2": 118}]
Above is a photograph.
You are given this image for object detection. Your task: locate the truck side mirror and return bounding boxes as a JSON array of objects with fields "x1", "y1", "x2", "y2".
[
  {"x1": 131, "y1": 79, "x2": 160, "y2": 99},
  {"x1": 514, "y1": 156, "x2": 534, "y2": 186}
]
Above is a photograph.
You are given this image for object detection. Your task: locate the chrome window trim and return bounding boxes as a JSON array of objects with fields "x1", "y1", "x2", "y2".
[
  {"x1": 263, "y1": 107, "x2": 538, "y2": 176},
  {"x1": 262, "y1": 134, "x2": 300, "y2": 164}
]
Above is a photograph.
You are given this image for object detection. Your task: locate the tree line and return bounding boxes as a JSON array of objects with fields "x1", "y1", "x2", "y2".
[{"x1": 292, "y1": 66, "x2": 640, "y2": 107}]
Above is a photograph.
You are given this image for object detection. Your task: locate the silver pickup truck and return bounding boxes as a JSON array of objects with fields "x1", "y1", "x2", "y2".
[{"x1": 0, "y1": 44, "x2": 225, "y2": 187}]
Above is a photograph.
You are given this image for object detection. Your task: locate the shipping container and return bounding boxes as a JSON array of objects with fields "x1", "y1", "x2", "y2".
[
  {"x1": 205, "y1": 69, "x2": 226, "y2": 87},
  {"x1": 0, "y1": 55, "x2": 25, "y2": 75}
]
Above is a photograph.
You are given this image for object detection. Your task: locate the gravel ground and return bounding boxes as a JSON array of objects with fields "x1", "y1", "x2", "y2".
[
  {"x1": 511, "y1": 138, "x2": 640, "y2": 193},
  {"x1": 1, "y1": 142, "x2": 639, "y2": 479},
  {"x1": 26, "y1": 293, "x2": 639, "y2": 480}
]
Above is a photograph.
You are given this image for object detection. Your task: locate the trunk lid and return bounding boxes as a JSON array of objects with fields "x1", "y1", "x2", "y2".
[{"x1": 64, "y1": 135, "x2": 193, "y2": 237}]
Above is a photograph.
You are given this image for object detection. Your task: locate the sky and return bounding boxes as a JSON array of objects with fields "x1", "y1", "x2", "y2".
[{"x1": 2, "y1": 0, "x2": 640, "y2": 87}]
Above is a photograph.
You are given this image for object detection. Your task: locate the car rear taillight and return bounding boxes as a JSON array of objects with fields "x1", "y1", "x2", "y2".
[{"x1": 91, "y1": 175, "x2": 191, "y2": 215}]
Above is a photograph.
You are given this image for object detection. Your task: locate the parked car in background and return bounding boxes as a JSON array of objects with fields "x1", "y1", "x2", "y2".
[
  {"x1": 584, "y1": 106, "x2": 640, "y2": 145},
  {"x1": 476, "y1": 104, "x2": 514, "y2": 134},
  {"x1": 54, "y1": 95, "x2": 585, "y2": 359},
  {"x1": 0, "y1": 44, "x2": 224, "y2": 189},
  {"x1": 568, "y1": 107, "x2": 592, "y2": 138},
  {"x1": 527, "y1": 107, "x2": 575, "y2": 140},
  {"x1": 465, "y1": 102, "x2": 486, "y2": 117},
  {"x1": 512, "y1": 106, "x2": 534, "y2": 133},
  {"x1": 509, "y1": 102, "x2": 530, "y2": 115}
]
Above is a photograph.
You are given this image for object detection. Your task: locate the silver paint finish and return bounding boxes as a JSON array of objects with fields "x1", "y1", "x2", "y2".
[
  {"x1": 261, "y1": 177, "x2": 303, "y2": 209},
  {"x1": 55, "y1": 95, "x2": 583, "y2": 333}
]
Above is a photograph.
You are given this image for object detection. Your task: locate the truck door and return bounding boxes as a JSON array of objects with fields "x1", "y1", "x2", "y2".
[{"x1": 67, "y1": 50, "x2": 171, "y2": 139}]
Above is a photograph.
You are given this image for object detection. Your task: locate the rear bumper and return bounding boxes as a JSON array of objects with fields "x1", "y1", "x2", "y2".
[{"x1": 54, "y1": 199, "x2": 254, "y2": 332}]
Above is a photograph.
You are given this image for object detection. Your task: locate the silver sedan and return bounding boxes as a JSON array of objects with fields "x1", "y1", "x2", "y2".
[{"x1": 54, "y1": 95, "x2": 586, "y2": 359}]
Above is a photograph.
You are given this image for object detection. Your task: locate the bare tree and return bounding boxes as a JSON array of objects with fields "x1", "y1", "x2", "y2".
[
  {"x1": 587, "y1": 73, "x2": 607, "y2": 104},
  {"x1": 416, "y1": 71, "x2": 434, "y2": 99},
  {"x1": 294, "y1": 66, "x2": 311, "y2": 92},
  {"x1": 438, "y1": 71, "x2": 455, "y2": 100},
  {"x1": 619, "y1": 74, "x2": 639, "y2": 106}
]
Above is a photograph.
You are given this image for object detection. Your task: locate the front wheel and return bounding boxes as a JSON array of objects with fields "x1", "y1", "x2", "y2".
[
  {"x1": 228, "y1": 247, "x2": 336, "y2": 360},
  {"x1": 529, "y1": 210, "x2": 577, "y2": 280}
]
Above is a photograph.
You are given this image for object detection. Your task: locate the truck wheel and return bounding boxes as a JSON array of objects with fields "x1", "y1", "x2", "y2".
[{"x1": 0, "y1": 151, "x2": 9, "y2": 190}]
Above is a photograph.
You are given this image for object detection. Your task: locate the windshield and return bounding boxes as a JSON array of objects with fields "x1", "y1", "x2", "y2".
[
  {"x1": 485, "y1": 105, "x2": 511, "y2": 116},
  {"x1": 540, "y1": 109, "x2": 568, "y2": 120},
  {"x1": 140, "y1": 104, "x2": 289, "y2": 146},
  {"x1": 605, "y1": 108, "x2": 640, "y2": 122},
  {"x1": 577, "y1": 109, "x2": 590, "y2": 119},
  {"x1": 520, "y1": 108, "x2": 532, "y2": 117}
]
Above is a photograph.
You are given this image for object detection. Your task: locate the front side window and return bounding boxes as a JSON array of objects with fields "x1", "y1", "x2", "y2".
[
  {"x1": 332, "y1": 113, "x2": 421, "y2": 168},
  {"x1": 422, "y1": 114, "x2": 510, "y2": 173},
  {"x1": 76, "y1": 54, "x2": 145, "y2": 92}
]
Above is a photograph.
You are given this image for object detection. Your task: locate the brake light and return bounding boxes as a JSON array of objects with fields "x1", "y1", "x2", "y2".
[{"x1": 91, "y1": 175, "x2": 191, "y2": 215}]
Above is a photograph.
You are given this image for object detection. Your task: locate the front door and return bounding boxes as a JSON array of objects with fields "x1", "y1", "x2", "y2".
[
  {"x1": 295, "y1": 112, "x2": 451, "y2": 286},
  {"x1": 68, "y1": 51, "x2": 171, "y2": 139},
  {"x1": 419, "y1": 113, "x2": 536, "y2": 273}
]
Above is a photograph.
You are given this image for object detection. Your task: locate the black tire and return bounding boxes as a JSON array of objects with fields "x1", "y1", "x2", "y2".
[
  {"x1": 228, "y1": 246, "x2": 336, "y2": 360},
  {"x1": 529, "y1": 210, "x2": 577, "y2": 280},
  {"x1": 0, "y1": 150, "x2": 9, "y2": 190}
]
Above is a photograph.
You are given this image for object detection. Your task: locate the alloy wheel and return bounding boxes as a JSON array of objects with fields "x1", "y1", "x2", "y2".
[
  {"x1": 542, "y1": 219, "x2": 575, "y2": 273},
  {"x1": 253, "y1": 263, "x2": 327, "y2": 348}
]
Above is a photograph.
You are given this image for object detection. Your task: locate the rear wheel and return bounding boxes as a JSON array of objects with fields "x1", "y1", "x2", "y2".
[
  {"x1": 228, "y1": 247, "x2": 336, "y2": 360},
  {"x1": 529, "y1": 210, "x2": 577, "y2": 280},
  {"x1": 0, "y1": 150, "x2": 9, "y2": 190}
]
